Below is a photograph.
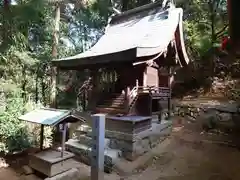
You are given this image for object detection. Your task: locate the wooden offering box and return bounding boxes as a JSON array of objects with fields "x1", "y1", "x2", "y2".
[{"x1": 29, "y1": 149, "x2": 75, "y2": 177}]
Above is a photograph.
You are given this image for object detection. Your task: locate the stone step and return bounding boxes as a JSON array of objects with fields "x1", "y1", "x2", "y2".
[
  {"x1": 98, "y1": 100, "x2": 125, "y2": 107},
  {"x1": 65, "y1": 139, "x2": 122, "y2": 173},
  {"x1": 95, "y1": 107, "x2": 126, "y2": 114},
  {"x1": 76, "y1": 124, "x2": 92, "y2": 133},
  {"x1": 103, "y1": 95, "x2": 125, "y2": 100},
  {"x1": 109, "y1": 93, "x2": 125, "y2": 97},
  {"x1": 103, "y1": 99, "x2": 125, "y2": 104},
  {"x1": 104, "y1": 98, "x2": 125, "y2": 102},
  {"x1": 97, "y1": 104, "x2": 125, "y2": 109},
  {"x1": 104, "y1": 99, "x2": 125, "y2": 103},
  {"x1": 77, "y1": 134, "x2": 111, "y2": 148}
]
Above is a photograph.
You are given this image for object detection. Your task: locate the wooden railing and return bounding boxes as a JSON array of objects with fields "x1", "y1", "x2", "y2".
[
  {"x1": 126, "y1": 86, "x2": 139, "y2": 113},
  {"x1": 137, "y1": 86, "x2": 170, "y2": 93},
  {"x1": 126, "y1": 85, "x2": 171, "y2": 114}
]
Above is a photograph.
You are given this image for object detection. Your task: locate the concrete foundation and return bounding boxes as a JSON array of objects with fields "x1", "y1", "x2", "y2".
[
  {"x1": 66, "y1": 115, "x2": 172, "y2": 167},
  {"x1": 108, "y1": 120, "x2": 172, "y2": 161},
  {"x1": 29, "y1": 149, "x2": 76, "y2": 177}
]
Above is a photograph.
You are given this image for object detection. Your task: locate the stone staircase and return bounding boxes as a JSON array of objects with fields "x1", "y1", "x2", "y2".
[
  {"x1": 65, "y1": 123, "x2": 122, "y2": 173},
  {"x1": 65, "y1": 112, "x2": 173, "y2": 173},
  {"x1": 95, "y1": 93, "x2": 126, "y2": 115}
]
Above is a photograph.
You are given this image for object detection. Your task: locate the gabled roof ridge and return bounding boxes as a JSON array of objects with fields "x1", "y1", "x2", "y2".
[{"x1": 110, "y1": 1, "x2": 163, "y2": 24}]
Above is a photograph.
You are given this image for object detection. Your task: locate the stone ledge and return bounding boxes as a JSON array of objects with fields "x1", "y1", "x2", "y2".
[
  {"x1": 76, "y1": 121, "x2": 172, "y2": 142},
  {"x1": 175, "y1": 100, "x2": 239, "y2": 113},
  {"x1": 77, "y1": 134, "x2": 110, "y2": 148},
  {"x1": 44, "y1": 168, "x2": 81, "y2": 180},
  {"x1": 65, "y1": 139, "x2": 122, "y2": 173}
]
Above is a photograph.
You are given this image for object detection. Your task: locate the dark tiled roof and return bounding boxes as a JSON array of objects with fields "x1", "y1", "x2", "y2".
[{"x1": 53, "y1": 2, "x2": 189, "y2": 68}]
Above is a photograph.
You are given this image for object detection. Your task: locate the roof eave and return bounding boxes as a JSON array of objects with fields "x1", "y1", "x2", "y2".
[{"x1": 52, "y1": 49, "x2": 137, "y2": 69}]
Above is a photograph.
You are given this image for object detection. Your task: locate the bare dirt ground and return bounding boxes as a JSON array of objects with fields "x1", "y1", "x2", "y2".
[
  {"x1": 0, "y1": 117, "x2": 240, "y2": 180},
  {"x1": 122, "y1": 118, "x2": 240, "y2": 180}
]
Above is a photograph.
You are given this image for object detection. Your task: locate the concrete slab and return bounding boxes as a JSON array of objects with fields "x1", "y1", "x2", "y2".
[
  {"x1": 30, "y1": 149, "x2": 74, "y2": 164},
  {"x1": 29, "y1": 149, "x2": 77, "y2": 177},
  {"x1": 44, "y1": 168, "x2": 81, "y2": 180},
  {"x1": 22, "y1": 165, "x2": 34, "y2": 175},
  {"x1": 20, "y1": 174, "x2": 42, "y2": 180},
  {"x1": 65, "y1": 139, "x2": 122, "y2": 172}
]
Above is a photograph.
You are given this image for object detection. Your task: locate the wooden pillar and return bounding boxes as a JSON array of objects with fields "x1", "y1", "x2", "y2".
[
  {"x1": 143, "y1": 66, "x2": 147, "y2": 87},
  {"x1": 61, "y1": 122, "x2": 67, "y2": 158},
  {"x1": 124, "y1": 86, "x2": 130, "y2": 109},
  {"x1": 167, "y1": 67, "x2": 172, "y2": 120}
]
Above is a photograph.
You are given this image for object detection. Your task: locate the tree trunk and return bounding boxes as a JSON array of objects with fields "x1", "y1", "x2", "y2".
[
  {"x1": 35, "y1": 75, "x2": 39, "y2": 104},
  {"x1": 50, "y1": 3, "x2": 60, "y2": 108},
  {"x1": 2, "y1": 0, "x2": 11, "y2": 47},
  {"x1": 122, "y1": 0, "x2": 130, "y2": 11},
  {"x1": 21, "y1": 66, "x2": 27, "y2": 102},
  {"x1": 35, "y1": 67, "x2": 40, "y2": 104},
  {"x1": 209, "y1": 0, "x2": 215, "y2": 79},
  {"x1": 41, "y1": 76, "x2": 46, "y2": 106}
]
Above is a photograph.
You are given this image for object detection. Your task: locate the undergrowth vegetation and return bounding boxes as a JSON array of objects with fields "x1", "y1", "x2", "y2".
[{"x1": 0, "y1": 88, "x2": 53, "y2": 154}]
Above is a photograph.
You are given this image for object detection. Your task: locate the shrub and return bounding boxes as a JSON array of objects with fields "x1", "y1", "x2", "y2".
[
  {"x1": 0, "y1": 91, "x2": 53, "y2": 154},
  {"x1": 0, "y1": 92, "x2": 31, "y2": 154}
]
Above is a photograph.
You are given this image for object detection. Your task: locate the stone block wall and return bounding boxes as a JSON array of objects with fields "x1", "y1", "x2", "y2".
[
  {"x1": 67, "y1": 117, "x2": 172, "y2": 162},
  {"x1": 173, "y1": 100, "x2": 240, "y2": 132},
  {"x1": 105, "y1": 122, "x2": 172, "y2": 161}
]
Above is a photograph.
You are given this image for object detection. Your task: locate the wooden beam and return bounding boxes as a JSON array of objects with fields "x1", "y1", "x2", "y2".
[{"x1": 133, "y1": 52, "x2": 163, "y2": 68}]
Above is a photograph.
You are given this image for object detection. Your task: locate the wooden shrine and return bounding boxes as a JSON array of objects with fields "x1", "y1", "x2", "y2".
[
  {"x1": 51, "y1": 1, "x2": 191, "y2": 163},
  {"x1": 52, "y1": 1, "x2": 189, "y2": 119}
]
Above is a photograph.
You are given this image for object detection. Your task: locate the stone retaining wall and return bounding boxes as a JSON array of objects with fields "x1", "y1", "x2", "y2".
[
  {"x1": 173, "y1": 100, "x2": 240, "y2": 132},
  {"x1": 67, "y1": 119, "x2": 172, "y2": 164},
  {"x1": 108, "y1": 122, "x2": 171, "y2": 161}
]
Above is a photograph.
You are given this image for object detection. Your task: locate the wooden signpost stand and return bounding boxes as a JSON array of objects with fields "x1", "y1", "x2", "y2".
[{"x1": 19, "y1": 108, "x2": 85, "y2": 178}]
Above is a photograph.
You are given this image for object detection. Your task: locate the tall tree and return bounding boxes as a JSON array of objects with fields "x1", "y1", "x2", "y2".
[{"x1": 50, "y1": 1, "x2": 61, "y2": 108}]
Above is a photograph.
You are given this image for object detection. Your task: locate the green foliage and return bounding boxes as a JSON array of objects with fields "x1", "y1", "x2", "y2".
[
  {"x1": 180, "y1": 0, "x2": 228, "y2": 58},
  {"x1": 0, "y1": 0, "x2": 109, "y2": 153},
  {"x1": 0, "y1": 91, "x2": 30, "y2": 154},
  {"x1": 0, "y1": 88, "x2": 53, "y2": 154}
]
